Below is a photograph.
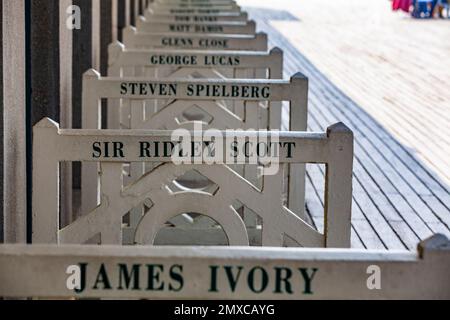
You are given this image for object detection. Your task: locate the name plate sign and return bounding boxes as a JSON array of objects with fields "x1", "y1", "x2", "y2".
[
  {"x1": 156, "y1": 8, "x2": 241, "y2": 14},
  {"x1": 108, "y1": 44, "x2": 282, "y2": 73},
  {"x1": 119, "y1": 81, "x2": 272, "y2": 99},
  {"x1": 156, "y1": 0, "x2": 236, "y2": 2},
  {"x1": 144, "y1": 13, "x2": 248, "y2": 23},
  {"x1": 136, "y1": 20, "x2": 255, "y2": 34},
  {"x1": 123, "y1": 29, "x2": 267, "y2": 51},
  {"x1": 151, "y1": 4, "x2": 238, "y2": 9},
  {"x1": 1, "y1": 237, "x2": 449, "y2": 299},
  {"x1": 34, "y1": 119, "x2": 331, "y2": 164},
  {"x1": 86, "y1": 78, "x2": 297, "y2": 101},
  {"x1": 145, "y1": 10, "x2": 248, "y2": 22}
]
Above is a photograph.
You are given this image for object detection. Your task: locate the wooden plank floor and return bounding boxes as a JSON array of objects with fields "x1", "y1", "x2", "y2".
[{"x1": 238, "y1": 0, "x2": 450, "y2": 250}]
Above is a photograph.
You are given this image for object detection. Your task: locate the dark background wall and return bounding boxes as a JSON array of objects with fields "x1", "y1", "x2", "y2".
[
  {"x1": 1, "y1": 0, "x2": 139, "y2": 242},
  {"x1": 118, "y1": 0, "x2": 127, "y2": 41},
  {"x1": 72, "y1": 0, "x2": 93, "y2": 131},
  {"x1": 30, "y1": 0, "x2": 61, "y2": 126},
  {"x1": 72, "y1": 0, "x2": 93, "y2": 189},
  {"x1": 1, "y1": 0, "x2": 4, "y2": 243}
]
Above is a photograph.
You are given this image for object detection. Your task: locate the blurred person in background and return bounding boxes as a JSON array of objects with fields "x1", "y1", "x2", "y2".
[
  {"x1": 411, "y1": 0, "x2": 433, "y2": 18},
  {"x1": 392, "y1": 0, "x2": 412, "y2": 13},
  {"x1": 435, "y1": 0, "x2": 449, "y2": 17}
]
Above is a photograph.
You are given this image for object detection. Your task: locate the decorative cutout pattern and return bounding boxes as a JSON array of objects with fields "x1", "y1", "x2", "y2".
[{"x1": 32, "y1": 119, "x2": 353, "y2": 248}]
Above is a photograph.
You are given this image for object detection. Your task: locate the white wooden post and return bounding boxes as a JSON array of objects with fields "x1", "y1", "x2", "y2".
[
  {"x1": 81, "y1": 70, "x2": 102, "y2": 215},
  {"x1": 32, "y1": 119, "x2": 60, "y2": 244},
  {"x1": 324, "y1": 123, "x2": 354, "y2": 248},
  {"x1": 289, "y1": 72, "x2": 308, "y2": 220},
  {"x1": 2, "y1": 0, "x2": 27, "y2": 243}
]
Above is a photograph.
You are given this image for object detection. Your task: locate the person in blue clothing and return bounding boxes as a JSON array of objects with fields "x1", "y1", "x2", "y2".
[
  {"x1": 412, "y1": 0, "x2": 434, "y2": 18},
  {"x1": 411, "y1": 0, "x2": 449, "y2": 17}
]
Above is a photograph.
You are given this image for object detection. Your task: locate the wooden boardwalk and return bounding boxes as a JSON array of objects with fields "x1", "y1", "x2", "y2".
[{"x1": 239, "y1": 0, "x2": 450, "y2": 250}]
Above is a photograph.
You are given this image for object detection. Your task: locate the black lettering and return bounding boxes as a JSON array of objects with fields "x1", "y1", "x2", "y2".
[
  {"x1": 209, "y1": 266, "x2": 219, "y2": 292},
  {"x1": 284, "y1": 142, "x2": 296, "y2": 159},
  {"x1": 248, "y1": 267, "x2": 269, "y2": 294},
  {"x1": 230, "y1": 141, "x2": 239, "y2": 158},
  {"x1": 130, "y1": 83, "x2": 138, "y2": 95},
  {"x1": 261, "y1": 86, "x2": 270, "y2": 99},
  {"x1": 274, "y1": 267, "x2": 293, "y2": 294},
  {"x1": 212, "y1": 85, "x2": 221, "y2": 97},
  {"x1": 224, "y1": 266, "x2": 243, "y2": 293},
  {"x1": 147, "y1": 265, "x2": 164, "y2": 291},
  {"x1": 147, "y1": 83, "x2": 157, "y2": 95},
  {"x1": 140, "y1": 142, "x2": 151, "y2": 158},
  {"x1": 93, "y1": 264, "x2": 112, "y2": 290},
  {"x1": 118, "y1": 264, "x2": 141, "y2": 291},
  {"x1": 120, "y1": 83, "x2": 127, "y2": 94},
  {"x1": 113, "y1": 142, "x2": 124, "y2": 158},
  {"x1": 196, "y1": 84, "x2": 206, "y2": 97},
  {"x1": 232, "y1": 85, "x2": 239, "y2": 97},
  {"x1": 242, "y1": 86, "x2": 250, "y2": 98},
  {"x1": 251, "y1": 86, "x2": 259, "y2": 98},
  {"x1": 169, "y1": 265, "x2": 184, "y2": 292},
  {"x1": 257, "y1": 142, "x2": 268, "y2": 158},
  {"x1": 74, "y1": 263, "x2": 87, "y2": 294},
  {"x1": 92, "y1": 142, "x2": 102, "y2": 158},
  {"x1": 139, "y1": 83, "x2": 148, "y2": 95},
  {"x1": 154, "y1": 141, "x2": 160, "y2": 157},
  {"x1": 150, "y1": 55, "x2": 158, "y2": 64},
  {"x1": 163, "y1": 141, "x2": 175, "y2": 157},
  {"x1": 187, "y1": 84, "x2": 194, "y2": 97},
  {"x1": 168, "y1": 84, "x2": 177, "y2": 95},
  {"x1": 299, "y1": 268, "x2": 318, "y2": 295},
  {"x1": 160, "y1": 84, "x2": 168, "y2": 96}
]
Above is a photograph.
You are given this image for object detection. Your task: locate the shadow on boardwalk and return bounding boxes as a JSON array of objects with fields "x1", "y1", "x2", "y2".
[{"x1": 245, "y1": 7, "x2": 450, "y2": 250}]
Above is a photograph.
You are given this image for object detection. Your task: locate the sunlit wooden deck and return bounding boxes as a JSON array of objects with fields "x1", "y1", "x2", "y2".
[{"x1": 239, "y1": 0, "x2": 450, "y2": 250}]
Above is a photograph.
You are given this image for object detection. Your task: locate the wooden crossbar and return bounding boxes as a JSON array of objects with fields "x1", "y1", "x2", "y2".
[
  {"x1": 1, "y1": 235, "x2": 448, "y2": 299},
  {"x1": 135, "y1": 17, "x2": 256, "y2": 34},
  {"x1": 123, "y1": 27, "x2": 267, "y2": 51}
]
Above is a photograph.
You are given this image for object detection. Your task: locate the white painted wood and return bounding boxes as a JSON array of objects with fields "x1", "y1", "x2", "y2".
[
  {"x1": 32, "y1": 120, "x2": 60, "y2": 244},
  {"x1": 150, "y1": 2, "x2": 239, "y2": 10},
  {"x1": 157, "y1": 0, "x2": 237, "y2": 3},
  {"x1": 153, "y1": 0, "x2": 238, "y2": 4},
  {"x1": 2, "y1": 0, "x2": 27, "y2": 243},
  {"x1": 107, "y1": 42, "x2": 282, "y2": 81},
  {"x1": 1, "y1": 235, "x2": 449, "y2": 299},
  {"x1": 32, "y1": 119, "x2": 353, "y2": 248},
  {"x1": 135, "y1": 16, "x2": 256, "y2": 34},
  {"x1": 81, "y1": 69, "x2": 102, "y2": 215},
  {"x1": 144, "y1": 11, "x2": 248, "y2": 23},
  {"x1": 144, "y1": 13, "x2": 248, "y2": 23},
  {"x1": 106, "y1": 45, "x2": 283, "y2": 234},
  {"x1": 123, "y1": 27, "x2": 267, "y2": 51},
  {"x1": 289, "y1": 73, "x2": 309, "y2": 227},
  {"x1": 81, "y1": 75, "x2": 306, "y2": 222},
  {"x1": 147, "y1": 6, "x2": 241, "y2": 15},
  {"x1": 59, "y1": 0, "x2": 74, "y2": 228},
  {"x1": 156, "y1": 2, "x2": 236, "y2": 7}
]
